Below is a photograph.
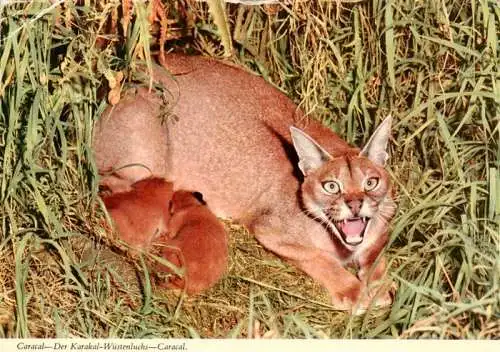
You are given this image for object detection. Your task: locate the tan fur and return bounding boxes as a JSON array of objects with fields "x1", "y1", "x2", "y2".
[
  {"x1": 101, "y1": 177, "x2": 173, "y2": 249},
  {"x1": 93, "y1": 54, "x2": 396, "y2": 314},
  {"x1": 155, "y1": 191, "x2": 228, "y2": 295}
]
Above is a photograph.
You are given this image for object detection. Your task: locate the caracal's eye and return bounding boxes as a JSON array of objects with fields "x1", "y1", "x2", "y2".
[
  {"x1": 365, "y1": 177, "x2": 379, "y2": 191},
  {"x1": 322, "y1": 181, "x2": 341, "y2": 194}
]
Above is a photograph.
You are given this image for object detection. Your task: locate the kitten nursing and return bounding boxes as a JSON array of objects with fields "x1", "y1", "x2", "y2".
[
  {"x1": 155, "y1": 190, "x2": 228, "y2": 295},
  {"x1": 101, "y1": 177, "x2": 228, "y2": 295},
  {"x1": 101, "y1": 177, "x2": 172, "y2": 249}
]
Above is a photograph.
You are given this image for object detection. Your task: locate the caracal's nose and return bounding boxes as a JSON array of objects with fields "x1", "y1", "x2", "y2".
[{"x1": 346, "y1": 199, "x2": 362, "y2": 216}]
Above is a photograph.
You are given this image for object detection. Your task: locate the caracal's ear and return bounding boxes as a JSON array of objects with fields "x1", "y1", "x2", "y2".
[
  {"x1": 360, "y1": 115, "x2": 392, "y2": 167},
  {"x1": 290, "y1": 126, "x2": 333, "y2": 175}
]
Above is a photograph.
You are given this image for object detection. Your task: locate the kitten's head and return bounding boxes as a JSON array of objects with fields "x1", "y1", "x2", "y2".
[
  {"x1": 170, "y1": 190, "x2": 206, "y2": 214},
  {"x1": 290, "y1": 116, "x2": 396, "y2": 248}
]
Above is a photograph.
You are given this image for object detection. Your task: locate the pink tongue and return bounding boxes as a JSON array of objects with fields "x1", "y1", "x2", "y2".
[{"x1": 340, "y1": 219, "x2": 365, "y2": 237}]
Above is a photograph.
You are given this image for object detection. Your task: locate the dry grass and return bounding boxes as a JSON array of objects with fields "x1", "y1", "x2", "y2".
[{"x1": 0, "y1": 0, "x2": 498, "y2": 338}]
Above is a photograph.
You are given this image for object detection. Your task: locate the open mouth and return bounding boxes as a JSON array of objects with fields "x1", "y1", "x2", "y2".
[{"x1": 333, "y1": 217, "x2": 369, "y2": 246}]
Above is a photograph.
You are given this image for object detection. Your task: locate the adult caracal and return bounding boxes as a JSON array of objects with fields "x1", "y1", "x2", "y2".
[{"x1": 93, "y1": 54, "x2": 396, "y2": 314}]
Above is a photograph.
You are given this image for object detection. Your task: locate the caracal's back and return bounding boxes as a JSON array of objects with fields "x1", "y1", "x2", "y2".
[{"x1": 94, "y1": 54, "x2": 354, "y2": 217}]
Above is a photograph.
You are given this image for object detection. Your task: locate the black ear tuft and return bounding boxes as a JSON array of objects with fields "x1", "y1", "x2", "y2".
[
  {"x1": 192, "y1": 191, "x2": 206, "y2": 205},
  {"x1": 359, "y1": 115, "x2": 392, "y2": 166},
  {"x1": 290, "y1": 126, "x2": 332, "y2": 175}
]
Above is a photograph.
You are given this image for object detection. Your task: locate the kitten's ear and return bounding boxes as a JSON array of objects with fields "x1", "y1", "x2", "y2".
[
  {"x1": 290, "y1": 126, "x2": 332, "y2": 175},
  {"x1": 192, "y1": 191, "x2": 206, "y2": 205},
  {"x1": 360, "y1": 115, "x2": 392, "y2": 166}
]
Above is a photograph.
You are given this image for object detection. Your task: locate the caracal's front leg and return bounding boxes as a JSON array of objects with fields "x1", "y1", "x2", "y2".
[
  {"x1": 255, "y1": 232, "x2": 363, "y2": 312},
  {"x1": 247, "y1": 205, "x2": 392, "y2": 314},
  {"x1": 357, "y1": 239, "x2": 395, "y2": 309}
]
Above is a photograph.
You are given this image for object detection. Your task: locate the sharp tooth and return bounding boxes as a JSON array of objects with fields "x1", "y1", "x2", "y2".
[
  {"x1": 362, "y1": 217, "x2": 367, "y2": 223},
  {"x1": 343, "y1": 219, "x2": 347, "y2": 224}
]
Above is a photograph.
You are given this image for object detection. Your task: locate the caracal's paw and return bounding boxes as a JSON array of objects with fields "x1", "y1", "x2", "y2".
[
  {"x1": 330, "y1": 295, "x2": 378, "y2": 316},
  {"x1": 357, "y1": 280, "x2": 397, "y2": 314},
  {"x1": 331, "y1": 296, "x2": 357, "y2": 312},
  {"x1": 332, "y1": 280, "x2": 397, "y2": 316}
]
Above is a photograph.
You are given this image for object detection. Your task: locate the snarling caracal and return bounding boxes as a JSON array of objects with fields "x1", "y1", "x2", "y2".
[{"x1": 93, "y1": 54, "x2": 396, "y2": 313}]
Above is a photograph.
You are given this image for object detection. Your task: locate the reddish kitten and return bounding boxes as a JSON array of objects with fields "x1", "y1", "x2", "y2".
[
  {"x1": 101, "y1": 177, "x2": 173, "y2": 249},
  {"x1": 155, "y1": 190, "x2": 228, "y2": 295}
]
